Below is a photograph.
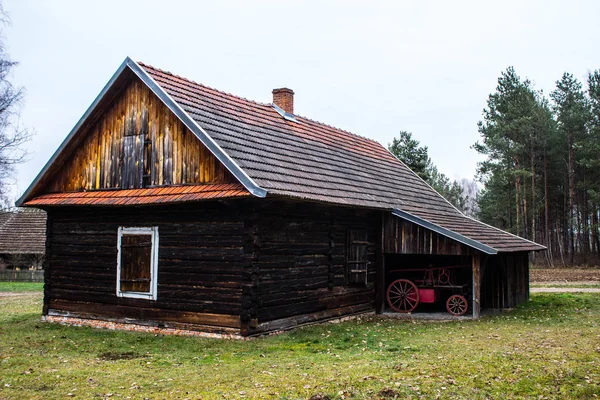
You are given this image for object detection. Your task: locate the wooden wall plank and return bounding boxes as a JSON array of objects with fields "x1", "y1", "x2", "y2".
[
  {"x1": 383, "y1": 213, "x2": 473, "y2": 256},
  {"x1": 472, "y1": 254, "x2": 481, "y2": 319},
  {"x1": 44, "y1": 78, "x2": 234, "y2": 194}
]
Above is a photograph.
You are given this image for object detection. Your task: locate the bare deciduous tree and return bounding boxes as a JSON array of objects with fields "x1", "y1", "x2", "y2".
[{"x1": 0, "y1": 4, "x2": 33, "y2": 206}]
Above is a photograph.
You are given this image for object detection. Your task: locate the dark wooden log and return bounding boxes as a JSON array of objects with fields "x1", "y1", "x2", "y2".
[
  {"x1": 48, "y1": 300, "x2": 240, "y2": 328},
  {"x1": 251, "y1": 303, "x2": 372, "y2": 336}
]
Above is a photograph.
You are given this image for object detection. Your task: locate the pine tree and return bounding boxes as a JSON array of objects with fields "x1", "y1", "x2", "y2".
[
  {"x1": 388, "y1": 131, "x2": 431, "y2": 182},
  {"x1": 473, "y1": 67, "x2": 541, "y2": 239},
  {"x1": 550, "y1": 73, "x2": 590, "y2": 263},
  {"x1": 388, "y1": 131, "x2": 470, "y2": 213}
]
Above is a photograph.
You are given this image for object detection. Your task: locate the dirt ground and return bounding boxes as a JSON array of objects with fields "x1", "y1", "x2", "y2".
[
  {"x1": 530, "y1": 268, "x2": 600, "y2": 283},
  {"x1": 530, "y1": 287, "x2": 600, "y2": 293}
]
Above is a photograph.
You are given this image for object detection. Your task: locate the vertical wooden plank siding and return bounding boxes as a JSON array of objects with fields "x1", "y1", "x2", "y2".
[
  {"x1": 383, "y1": 213, "x2": 472, "y2": 255},
  {"x1": 472, "y1": 254, "x2": 481, "y2": 319},
  {"x1": 480, "y1": 252, "x2": 530, "y2": 309},
  {"x1": 45, "y1": 78, "x2": 233, "y2": 194}
]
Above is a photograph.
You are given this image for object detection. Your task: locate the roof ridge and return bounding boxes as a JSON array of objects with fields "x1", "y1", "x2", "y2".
[
  {"x1": 138, "y1": 61, "x2": 379, "y2": 145},
  {"x1": 137, "y1": 61, "x2": 271, "y2": 108},
  {"x1": 294, "y1": 114, "x2": 379, "y2": 144}
]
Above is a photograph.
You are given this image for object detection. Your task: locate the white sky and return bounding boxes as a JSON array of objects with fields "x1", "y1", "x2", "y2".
[{"x1": 4, "y1": 0, "x2": 600, "y2": 202}]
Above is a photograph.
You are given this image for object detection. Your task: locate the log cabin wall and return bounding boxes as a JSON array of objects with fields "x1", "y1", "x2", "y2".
[
  {"x1": 44, "y1": 201, "x2": 246, "y2": 334},
  {"x1": 383, "y1": 213, "x2": 474, "y2": 255},
  {"x1": 45, "y1": 78, "x2": 233, "y2": 193},
  {"x1": 481, "y1": 252, "x2": 529, "y2": 309},
  {"x1": 243, "y1": 200, "x2": 380, "y2": 335}
]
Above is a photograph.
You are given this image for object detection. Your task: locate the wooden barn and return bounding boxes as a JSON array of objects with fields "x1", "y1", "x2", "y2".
[{"x1": 18, "y1": 58, "x2": 545, "y2": 336}]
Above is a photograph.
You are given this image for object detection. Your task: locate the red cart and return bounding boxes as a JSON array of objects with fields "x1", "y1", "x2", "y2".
[{"x1": 386, "y1": 266, "x2": 470, "y2": 316}]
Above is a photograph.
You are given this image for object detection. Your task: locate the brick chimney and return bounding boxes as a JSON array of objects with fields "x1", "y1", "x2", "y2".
[{"x1": 272, "y1": 88, "x2": 294, "y2": 114}]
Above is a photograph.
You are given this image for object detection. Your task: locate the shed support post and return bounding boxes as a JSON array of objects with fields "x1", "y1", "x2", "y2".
[
  {"x1": 472, "y1": 254, "x2": 481, "y2": 319},
  {"x1": 375, "y1": 212, "x2": 385, "y2": 314}
]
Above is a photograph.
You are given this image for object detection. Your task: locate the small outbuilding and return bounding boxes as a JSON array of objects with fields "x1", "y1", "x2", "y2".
[
  {"x1": 18, "y1": 58, "x2": 545, "y2": 336},
  {"x1": 0, "y1": 208, "x2": 46, "y2": 270}
]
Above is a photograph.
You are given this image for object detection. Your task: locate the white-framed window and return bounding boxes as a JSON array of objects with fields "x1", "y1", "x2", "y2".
[{"x1": 116, "y1": 227, "x2": 159, "y2": 300}]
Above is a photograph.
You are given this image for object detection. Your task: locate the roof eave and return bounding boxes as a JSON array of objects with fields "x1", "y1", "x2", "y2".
[
  {"x1": 16, "y1": 57, "x2": 267, "y2": 207},
  {"x1": 463, "y1": 215, "x2": 547, "y2": 252},
  {"x1": 392, "y1": 208, "x2": 498, "y2": 255}
]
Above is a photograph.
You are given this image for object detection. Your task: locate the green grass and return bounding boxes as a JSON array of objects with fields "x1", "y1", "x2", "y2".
[
  {"x1": 0, "y1": 293, "x2": 599, "y2": 399},
  {"x1": 0, "y1": 282, "x2": 44, "y2": 292}
]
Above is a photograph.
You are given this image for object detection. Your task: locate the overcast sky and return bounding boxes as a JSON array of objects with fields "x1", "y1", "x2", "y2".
[{"x1": 4, "y1": 0, "x2": 600, "y2": 202}]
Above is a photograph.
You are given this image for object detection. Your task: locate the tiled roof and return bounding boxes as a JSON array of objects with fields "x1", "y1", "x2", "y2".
[
  {"x1": 140, "y1": 63, "x2": 544, "y2": 253},
  {"x1": 0, "y1": 209, "x2": 46, "y2": 254},
  {"x1": 24, "y1": 183, "x2": 250, "y2": 206}
]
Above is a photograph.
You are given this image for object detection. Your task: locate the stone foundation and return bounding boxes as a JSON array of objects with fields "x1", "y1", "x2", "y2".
[{"x1": 42, "y1": 315, "x2": 244, "y2": 340}]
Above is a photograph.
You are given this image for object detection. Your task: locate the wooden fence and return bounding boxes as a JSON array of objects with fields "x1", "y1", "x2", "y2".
[{"x1": 0, "y1": 270, "x2": 44, "y2": 282}]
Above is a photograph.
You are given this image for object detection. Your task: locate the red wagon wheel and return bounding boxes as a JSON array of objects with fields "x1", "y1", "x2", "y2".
[
  {"x1": 386, "y1": 279, "x2": 419, "y2": 313},
  {"x1": 446, "y1": 294, "x2": 468, "y2": 316}
]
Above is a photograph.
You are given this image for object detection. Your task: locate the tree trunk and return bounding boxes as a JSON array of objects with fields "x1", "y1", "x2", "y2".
[
  {"x1": 531, "y1": 139, "x2": 536, "y2": 243},
  {"x1": 523, "y1": 182, "x2": 528, "y2": 239},
  {"x1": 593, "y1": 207, "x2": 600, "y2": 257},
  {"x1": 515, "y1": 156, "x2": 521, "y2": 237},
  {"x1": 582, "y1": 178, "x2": 590, "y2": 258},
  {"x1": 544, "y1": 146, "x2": 551, "y2": 264},
  {"x1": 568, "y1": 130, "x2": 575, "y2": 265},
  {"x1": 563, "y1": 174, "x2": 569, "y2": 262},
  {"x1": 557, "y1": 221, "x2": 566, "y2": 267}
]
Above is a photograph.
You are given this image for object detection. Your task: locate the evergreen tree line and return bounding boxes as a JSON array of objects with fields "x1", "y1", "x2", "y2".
[
  {"x1": 388, "y1": 131, "x2": 479, "y2": 217},
  {"x1": 474, "y1": 67, "x2": 600, "y2": 266}
]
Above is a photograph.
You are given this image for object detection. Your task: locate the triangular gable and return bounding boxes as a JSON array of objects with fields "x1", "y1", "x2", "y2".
[{"x1": 16, "y1": 57, "x2": 266, "y2": 206}]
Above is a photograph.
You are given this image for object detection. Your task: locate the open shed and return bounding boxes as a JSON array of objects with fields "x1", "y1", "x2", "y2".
[{"x1": 18, "y1": 58, "x2": 545, "y2": 336}]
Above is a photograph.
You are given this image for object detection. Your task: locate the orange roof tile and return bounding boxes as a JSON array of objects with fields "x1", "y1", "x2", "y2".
[{"x1": 24, "y1": 183, "x2": 250, "y2": 207}]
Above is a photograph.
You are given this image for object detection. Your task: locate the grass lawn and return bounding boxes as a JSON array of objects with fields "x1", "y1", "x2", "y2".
[
  {"x1": 0, "y1": 282, "x2": 44, "y2": 292},
  {"x1": 0, "y1": 289, "x2": 598, "y2": 399}
]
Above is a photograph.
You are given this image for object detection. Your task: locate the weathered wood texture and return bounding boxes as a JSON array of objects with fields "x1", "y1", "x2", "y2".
[
  {"x1": 44, "y1": 202, "x2": 246, "y2": 330},
  {"x1": 375, "y1": 212, "x2": 385, "y2": 314},
  {"x1": 472, "y1": 254, "x2": 481, "y2": 319},
  {"x1": 383, "y1": 214, "x2": 474, "y2": 255},
  {"x1": 481, "y1": 252, "x2": 529, "y2": 309},
  {"x1": 45, "y1": 78, "x2": 233, "y2": 193},
  {"x1": 44, "y1": 199, "x2": 384, "y2": 336},
  {"x1": 242, "y1": 200, "x2": 380, "y2": 334}
]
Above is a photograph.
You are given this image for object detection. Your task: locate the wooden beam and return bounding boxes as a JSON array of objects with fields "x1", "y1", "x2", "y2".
[
  {"x1": 472, "y1": 254, "x2": 481, "y2": 319},
  {"x1": 375, "y1": 211, "x2": 385, "y2": 314}
]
